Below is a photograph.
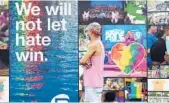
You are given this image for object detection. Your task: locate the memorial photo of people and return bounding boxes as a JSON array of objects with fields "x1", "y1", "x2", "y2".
[
  {"x1": 148, "y1": 12, "x2": 169, "y2": 25},
  {"x1": 0, "y1": 1, "x2": 8, "y2": 50},
  {"x1": 148, "y1": 0, "x2": 169, "y2": 25},
  {"x1": 148, "y1": 65, "x2": 169, "y2": 78},
  {"x1": 79, "y1": 1, "x2": 125, "y2": 25},
  {"x1": 147, "y1": 26, "x2": 169, "y2": 66},
  {"x1": 103, "y1": 78, "x2": 124, "y2": 91},
  {"x1": 148, "y1": 0, "x2": 169, "y2": 11}
]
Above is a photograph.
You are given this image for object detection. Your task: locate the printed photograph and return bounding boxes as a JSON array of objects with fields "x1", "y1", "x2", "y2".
[
  {"x1": 148, "y1": 12, "x2": 169, "y2": 25},
  {"x1": 148, "y1": 79, "x2": 169, "y2": 91},
  {"x1": 102, "y1": 25, "x2": 147, "y2": 77},
  {"x1": 148, "y1": 65, "x2": 169, "y2": 78},
  {"x1": 148, "y1": 92, "x2": 169, "y2": 103},
  {"x1": 147, "y1": 26, "x2": 169, "y2": 66},
  {"x1": 125, "y1": 78, "x2": 147, "y2": 102},
  {"x1": 0, "y1": 76, "x2": 9, "y2": 102},
  {"x1": 79, "y1": 1, "x2": 125, "y2": 25},
  {"x1": 0, "y1": 0, "x2": 9, "y2": 50},
  {"x1": 148, "y1": 65, "x2": 160, "y2": 78},
  {"x1": 148, "y1": 0, "x2": 169, "y2": 11},
  {"x1": 124, "y1": 0, "x2": 147, "y2": 24},
  {"x1": 103, "y1": 78, "x2": 124, "y2": 91},
  {"x1": 160, "y1": 65, "x2": 169, "y2": 78}
]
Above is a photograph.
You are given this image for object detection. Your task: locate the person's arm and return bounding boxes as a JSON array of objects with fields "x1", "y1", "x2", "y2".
[
  {"x1": 80, "y1": 44, "x2": 96, "y2": 65},
  {"x1": 161, "y1": 52, "x2": 169, "y2": 64}
]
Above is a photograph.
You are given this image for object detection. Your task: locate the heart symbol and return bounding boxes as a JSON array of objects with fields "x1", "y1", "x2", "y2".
[{"x1": 111, "y1": 42, "x2": 146, "y2": 74}]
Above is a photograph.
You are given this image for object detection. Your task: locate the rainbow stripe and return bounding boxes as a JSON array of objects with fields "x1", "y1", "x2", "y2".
[
  {"x1": 10, "y1": 0, "x2": 44, "y2": 101},
  {"x1": 129, "y1": 82, "x2": 142, "y2": 99}
]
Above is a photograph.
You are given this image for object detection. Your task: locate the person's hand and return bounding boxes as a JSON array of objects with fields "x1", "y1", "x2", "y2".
[
  {"x1": 164, "y1": 52, "x2": 169, "y2": 64},
  {"x1": 83, "y1": 61, "x2": 92, "y2": 69}
]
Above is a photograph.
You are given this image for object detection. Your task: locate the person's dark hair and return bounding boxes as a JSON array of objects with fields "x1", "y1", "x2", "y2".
[
  {"x1": 104, "y1": 91, "x2": 116, "y2": 102},
  {"x1": 155, "y1": 30, "x2": 164, "y2": 38},
  {"x1": 148, "y1": 25, "x2": 155, "y2": 30}
]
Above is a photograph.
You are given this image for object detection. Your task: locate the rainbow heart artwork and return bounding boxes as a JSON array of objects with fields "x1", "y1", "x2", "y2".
[{"x1": 111, "y1": 42, "x2": 146, "y2": 74}]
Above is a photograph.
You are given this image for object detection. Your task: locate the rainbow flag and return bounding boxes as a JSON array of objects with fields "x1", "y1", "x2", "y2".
[{"x1": 129, "y1": 82, "x2": 142, "y2": 99}]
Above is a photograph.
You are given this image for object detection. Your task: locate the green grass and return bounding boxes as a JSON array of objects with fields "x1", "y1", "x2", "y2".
[{"x1": 125, "y1": 1, "x2": 146, "y2": 21}]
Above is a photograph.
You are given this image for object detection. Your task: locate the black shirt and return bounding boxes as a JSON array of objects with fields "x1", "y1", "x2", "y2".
[{"x1": 150, "y1": 38, "x2": 166, "y2": 63}]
